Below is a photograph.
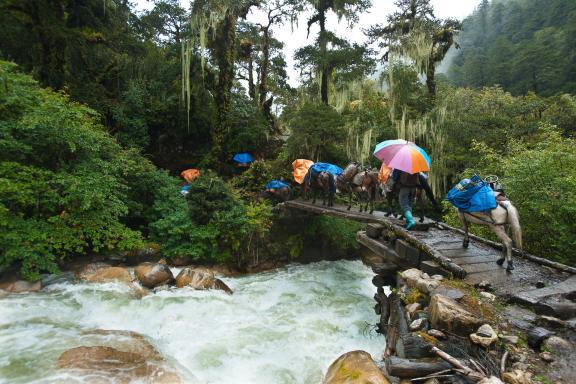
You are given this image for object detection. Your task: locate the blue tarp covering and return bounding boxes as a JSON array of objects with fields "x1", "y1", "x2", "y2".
[
  {"x1": 180, "y1": 183, "x2": 192, "y2": 195},
  {"x1": 309, "y1": 162, "x2": 343, "y2": 176},
  {"x1": 232, "y1": 152, "x2": 254, "y2": 164},
  {"x1": 445, "y1": 175, "x2": 497, "y2": 212},
  {"x1": 266, "y1": 180, "x2": 290, "y2": 190}
]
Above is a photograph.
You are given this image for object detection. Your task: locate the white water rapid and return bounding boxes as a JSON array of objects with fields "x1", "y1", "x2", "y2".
[{"x1": 0, "y1": 260, "x2": 384, "y2": 384}]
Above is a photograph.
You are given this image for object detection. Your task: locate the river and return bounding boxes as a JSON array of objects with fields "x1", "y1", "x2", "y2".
[{"x1": 0, "y1": 260, "x2": 383, "y2": 383}]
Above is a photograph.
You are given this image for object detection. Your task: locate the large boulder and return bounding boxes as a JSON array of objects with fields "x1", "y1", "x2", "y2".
[
  {"x1": 135, "y1": 262, "x2": 174, "y2": 288},
  {"x1": 323, "y1": 350, "x2": 390, "y2": 384},
  {"x1": 401, "y1": 269, "x2": 441, "y2": 294},
  {"x1": 76, "y1": 263, "x2": 132, "y2": 284},
  {"x1": 0, "y1": 278, "x2": 42, "y2": 293},
  {"x1": 429, "y1": 294, "x2": 482, "y2": 335},
  {"x1": 175, "y1": 268, "x2": 233, "y2": 294},
  {"x1": 58, "y1": 329, "x2": 180, "y2": 383}
]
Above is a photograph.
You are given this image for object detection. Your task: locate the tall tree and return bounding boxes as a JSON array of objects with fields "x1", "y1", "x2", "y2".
[
  {"x1": 305, "y1": 0, "x2": 371, "y2": 104},
  {"x1": 186, "y1": 0, "x2": 260, "y2": 164},
  {"x1": 366, "y1": 0, "x2": 461, "y2": 98}
]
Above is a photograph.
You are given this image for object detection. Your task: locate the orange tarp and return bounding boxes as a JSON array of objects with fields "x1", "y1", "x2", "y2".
[
  {"x1": 378, "y1": 163, "x2": 393, "y2": 184},
  {"x1": 292, "y1": 159, "x2": 314, "y2": 184},
  {"x1": 180, "y1": 168, "x2": 201, "y2": 183}
]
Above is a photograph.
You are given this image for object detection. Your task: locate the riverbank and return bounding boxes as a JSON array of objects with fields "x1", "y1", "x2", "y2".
[{"x1": 363, "y1": 251, "x2": 576, "y2": 384}]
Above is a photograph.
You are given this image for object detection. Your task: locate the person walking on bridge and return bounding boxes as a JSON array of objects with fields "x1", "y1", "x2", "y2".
[
  {"x1": 373, "y1": 139, "x2": 431, "y2": 230},
  {"x1": 392, "y1": 169, "x2": 420, "y2": 230}
]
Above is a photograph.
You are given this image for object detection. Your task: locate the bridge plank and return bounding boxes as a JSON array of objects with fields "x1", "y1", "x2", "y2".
[{"x1": 283, "y1": 200, "x2": 574, "y2": 297}]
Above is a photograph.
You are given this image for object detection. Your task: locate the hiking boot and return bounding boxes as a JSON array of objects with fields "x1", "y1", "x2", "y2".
[{"x1": 404, "y1": 210, "x2": 416, "y2": 230}]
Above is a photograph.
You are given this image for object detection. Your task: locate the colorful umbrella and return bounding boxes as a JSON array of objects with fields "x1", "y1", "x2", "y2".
[{"x1": 373, "y1": 139, "x2": 430, "y2": 174}]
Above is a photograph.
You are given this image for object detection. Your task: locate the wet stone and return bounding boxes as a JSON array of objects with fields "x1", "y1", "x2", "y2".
[
  {"x1": 527, "y1": 327, "x2": 554, "y2": 350},
  {"x1": 430, "y1": 287, "x2": 465, "y2": 301},
  {"x1": 427, "y1": 329, "x2": 446, "y2": 339}
]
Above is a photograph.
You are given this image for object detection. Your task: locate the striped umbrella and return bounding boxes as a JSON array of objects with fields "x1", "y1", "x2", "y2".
[{"x1": 373, "y1": 139, "x2": 430, "y2": 174}]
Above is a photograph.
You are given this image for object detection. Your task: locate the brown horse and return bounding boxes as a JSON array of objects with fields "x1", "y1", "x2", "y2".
[
  {"x1": 302, "y1": 170, "x2": 335, "y2": 207},
  {"x1": 353, "y1": 170, "x2": 379, "y2": 214},
  {"x1": 336, "y1": 162, "x2": 363, "y2": 210}
]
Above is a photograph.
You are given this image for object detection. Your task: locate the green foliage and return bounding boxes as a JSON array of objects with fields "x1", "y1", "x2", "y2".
[
  {"x1": 222, "y1": 92, "x2": 269, "y2": 156},
  {"x1": 303, "y1": 216, "x2": 363, "y2": 254},
  {"x1": 284, "y1": 102, "x2": 347, "y2": 163},
  {"x1": 0, "y1": 61, "x2": 151, "y2": 279},
  {"x1": 228, "y1": 160, "x2": 273, "y2": 199},
  {"x1": 151, "y1": 172, "x2": 274, "y2": 265},
  {"x1": 449, "y1": 0, "x2": 576, "y2": 96},
  {"x1": 444, "y1": 125, "x2": 576, "y2": 265}
]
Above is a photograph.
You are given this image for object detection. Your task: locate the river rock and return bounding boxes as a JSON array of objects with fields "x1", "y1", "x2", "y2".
[
  {"x1": 175, "y1": 268, "x2": 233, "y2": 294},
  {"x1": 323, "y1": 350, "x2": 390, "y2": 384},
  {"x1": 401, "y1": 268, "x2": 441, "y2": 294},
  {"x1": 502, "y1": 369, "x2": 532, "y2": 384},
  {"x1": 542, "y1": 336, "x2": 572, "y2": 355},
  {"x1": 409, "y1": 318, "x2": 427, "y2": 331},
  {"x1": 405, "y1": 303, "x2": 422, "y2": 318},
  {"x1": 427, "y1": 329, "x2": 446, "y2": 339},
  {"x1": 539, "y1": 351, "x2": 554, "y2": 362},
  {"x1": 480, "y1": 292, "x2": 496, "y2": 301},
  {"x1": 429, "y1": 294, "x2": 482, "y2": 335},
  {"x1": 135, "y1": 262, "x2": 174, "y2": 288},
  {"x1": 58, "y1": 346, "x2": 180, "y2": 383},
  {"x1": 478, "y1": 377, "x2": 504, "y2": 384},
  {"x1": 470, "y1": 324, "x2": 498, "y2": 347},
  {"x1": 0, "y1": 278, "x2": 42, "y2": 293},
  {"x1": 76, "y1": 263, "x2": 132, "y2": 283},
  {"x1": 58, "y1": 329, "x2": 181, "y2": 383}
]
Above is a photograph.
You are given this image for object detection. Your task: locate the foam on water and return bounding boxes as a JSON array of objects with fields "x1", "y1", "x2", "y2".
[{"x1": 0, "y1": 260, "x2": 384, "y2": 384}]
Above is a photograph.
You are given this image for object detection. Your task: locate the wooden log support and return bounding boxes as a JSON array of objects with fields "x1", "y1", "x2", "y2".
[
  {"x1": 400, "y1": 334, "x2": 435, "y2": 359},
  {"x1": 385, "y1": 356, "x2": 452, "y2": 378},
  {"x1": 374, "y1": 291, "x2": 390, "y2": 333},
  {"x1": 382, "y1": 226, "x2": 466, "y2": 279},
  {"x1": 384, "y1": 292, "x2": 409, "y2": 358},
  {"x1": 367, "y1": 223, "x2": 384, "y2": 239}
]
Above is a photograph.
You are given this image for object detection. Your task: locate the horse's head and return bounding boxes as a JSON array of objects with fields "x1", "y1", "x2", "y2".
[{"x1": 342, "y1": 162, "x2": 361, "y2": 180}]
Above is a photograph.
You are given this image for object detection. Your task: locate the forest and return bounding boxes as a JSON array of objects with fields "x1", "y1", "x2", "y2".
[{"x1": 0, "y1": 0, "x2": 575, "y2": 280}]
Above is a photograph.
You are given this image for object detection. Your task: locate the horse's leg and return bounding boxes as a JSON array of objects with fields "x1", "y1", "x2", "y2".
[
  {"x1": 458, "y1": 211, "x2": 470, "y2": 248},
  {"x1": 347, "y1": 187, "x2": 352, "y2": 211},
  {"x1": 492, "y1": 225, "x2": 513, "y2": 271},
  {"x1": 369, "y1": 186, "x2": 375, "y2": 214},
  {"x1": 312, "y1": 187, "x2": 317, "y2": 204}
]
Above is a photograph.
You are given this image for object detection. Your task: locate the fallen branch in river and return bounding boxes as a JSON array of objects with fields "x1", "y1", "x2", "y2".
[{"x1": 429, "y1": 346, "x2": 486, "y2": 382}]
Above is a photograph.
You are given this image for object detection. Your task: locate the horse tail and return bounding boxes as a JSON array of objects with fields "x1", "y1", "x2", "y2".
[{"x1": 506, "y1": 202, "x2": 523, "y2": 250}]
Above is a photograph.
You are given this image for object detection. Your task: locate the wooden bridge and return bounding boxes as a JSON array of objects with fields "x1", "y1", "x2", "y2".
[{"x1": 281, "y1": 200, "x2": 576, "y2": 310}]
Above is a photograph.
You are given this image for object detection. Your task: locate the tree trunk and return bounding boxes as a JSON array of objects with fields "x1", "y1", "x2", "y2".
[
  {"x1": 259, "y1": 27, "x2": 270, "y2": 105},
  {"x1": 385, "y1": 356, "x2": 452, "y2": 378},
  {"x1": 426, "y1": 58, "x2": 436, "y2": 100},
  {"x1": 212, "y1": 12, "x2": 237, "y2": 164},
  {"x1": 319, "y1": 9, "x2": 329, "y2": 104},
  {"x1": 248, "y1": 55, "x2": 256, "y2": 102}
]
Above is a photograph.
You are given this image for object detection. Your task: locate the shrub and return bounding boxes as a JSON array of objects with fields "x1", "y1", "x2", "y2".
[{"x1": 0, "y1": 61, "x2": 151, "y2": 279}]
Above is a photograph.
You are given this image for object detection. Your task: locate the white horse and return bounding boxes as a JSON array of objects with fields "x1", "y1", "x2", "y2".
[{"x1": 458, "y1": 200, "x2": 523, "y2": 273}]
